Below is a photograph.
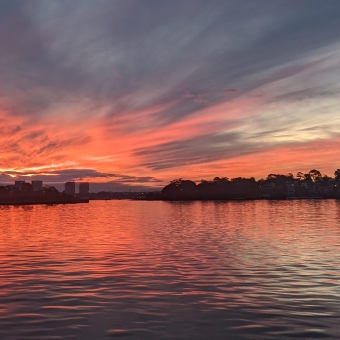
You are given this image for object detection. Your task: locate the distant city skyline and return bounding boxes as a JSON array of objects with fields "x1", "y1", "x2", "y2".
[
  {"x1": 5, "y1": 179, "x2": 91, "y2": 194},
  {"x1": 1, "y1": 1, "x2": 340, "y2": 190}
]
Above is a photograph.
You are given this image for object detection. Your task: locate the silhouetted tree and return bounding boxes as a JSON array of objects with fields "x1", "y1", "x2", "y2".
[
  {"x1": 266, "y1": 174, "x2": 293, "y2": 186},
  {"x1": 321, "y1": 175, "x2": 331, "y2": 184},
  {"x1": 304, "y1": 173, "x2": 312, "y2": 181},
  {"x1": 230, "y1": 177, "x2": 259, "y2": 198},
  {"x1": 309, "y1": 169, "x2": 322, "y2": 182},
  {"x1": 334, "y1": 169, "x2": 340, "y2": 181},
  {"x1": 160, "y1": 168, "x2": 340, "y2": 200},
  {"x1": 296, "y1": 172, "x2": 305, "y2": 181},
  {"x1": 170, "y1": 178, "x2": 183, "y2": 186},
  {"x1": 44, "y1": 186, "x2": 60, "y2": 198},
  {"x1": 162, "y1": 179, "x2": 196, "y2": 200}
]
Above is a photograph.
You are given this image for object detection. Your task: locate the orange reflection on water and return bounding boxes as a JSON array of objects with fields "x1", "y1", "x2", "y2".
[{"x1": 0, "y1": 200, "x2": 340, "y2": 340}]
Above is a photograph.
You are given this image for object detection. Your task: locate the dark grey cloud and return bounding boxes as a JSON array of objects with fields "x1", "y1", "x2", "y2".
[
  {"x1": 85, "y1": 182, "x2": 161, "y2": 193},
  {"x1": 0, "y1": 168, "x2": 162, "y2": 191},
  {"x1": 1, "y1": 0, "x2": 340, "y2": 122},
  {"x1": 269, "y1": 88, "x2": 340, "y2": 103},
  {"x1": 133, "y1": 131, "x2": 260, "y2": 170}
]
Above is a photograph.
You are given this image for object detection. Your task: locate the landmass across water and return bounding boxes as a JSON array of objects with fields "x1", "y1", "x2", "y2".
[
  {"x1": 2, "y1": 169, "x2": 340, "y2": 205},
  {"x1": 91, "y1": 169, "x2": 340, "y2": 201},
  {"x1": 160, "y1": 169, "x2": 340, "y2": 200},
  {"x1": 0, "y1": 181, "x2": 89, "y2": 205}
]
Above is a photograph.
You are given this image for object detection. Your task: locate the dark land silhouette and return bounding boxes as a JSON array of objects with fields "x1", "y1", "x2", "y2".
[
  {"x1": 89, "y1": 191, "x2": 160, "y2": 201},
  {"x1": 0, "y1": 182, "x2": 88, "y2": 205},
  {"x1": 161, "y1": 169, "x2": 340, "y2": 200},
  {"x1": 2, "y1": 169, "x2": 340, "y2": 204}
]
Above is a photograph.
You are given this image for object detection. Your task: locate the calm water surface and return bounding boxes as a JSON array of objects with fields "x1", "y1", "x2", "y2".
[{"x1": 0, "y1": 200, "x2": 340, "y2": 339}]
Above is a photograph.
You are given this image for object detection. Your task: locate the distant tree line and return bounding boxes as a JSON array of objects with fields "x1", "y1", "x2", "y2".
[
  {"x1": 161, "y1": 169, "x2": 340, "y2": 200},
  {"x1": 88, "y1": 191, "x2": 159, "y2": 200}
]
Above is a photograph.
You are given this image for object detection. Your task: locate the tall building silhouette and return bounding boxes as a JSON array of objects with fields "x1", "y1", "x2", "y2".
[
  {"x1": 14, "y1": 181, "x2": 25, "y2": 189},
  {"x1": 32, "y1": 180, "x2": 43, "y2": 191},
  {"x1": 65, "y1": 181, "x2": 75, "y2": 196},
  {"x1": 79, "y1": 182, "x2": 90, "y2": 197}
]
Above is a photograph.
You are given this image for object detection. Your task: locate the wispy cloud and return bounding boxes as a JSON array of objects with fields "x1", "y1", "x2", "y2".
[
  {"x1": 0, "y1": 1, "x2": 340, "y2": 189},
  {"x1": 223, "y1": 89, "x2": 238, "y2": 93}
]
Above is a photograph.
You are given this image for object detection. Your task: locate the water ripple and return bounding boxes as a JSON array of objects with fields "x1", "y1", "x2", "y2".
[{"x1": 0, "y1": 200, "x2": 340, "y2": 339}]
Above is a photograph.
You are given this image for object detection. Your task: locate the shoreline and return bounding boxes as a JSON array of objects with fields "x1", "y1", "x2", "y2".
[
  {"x1": 2, "y1": 197, "x2": 338, "y2": 205},
  {"x1": 157, "y1": 197, "x2": 337, "y2": 202},
  {"x1": 0, "y1": 198, "x2": 89, "y2": 206}
]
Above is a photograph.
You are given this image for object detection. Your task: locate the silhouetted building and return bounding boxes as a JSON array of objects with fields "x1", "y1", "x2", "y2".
[
  {"x1": 65, "y1": 181, "x2": 76, "y2": 196},
  {"x1": 285, "y1": 181, "x2": 295, "y2": 197},
  {"x1": 303, "y1": 180, "x2": 315, "y2": 194},
  {"x1": 7, "y1": 185, "x2": 19, "y2": 196},
  {"x1": 15, "y1": 181, "x2": 25, "y2": 189},
  {"x1": 79, "y1": 182, "x2": 89, "y2": 197},
  {"x1": 260, "y1": 182, "x2": 275, "y2": 198},
  {"x1": 32, "y1": 180, "x2": 43, "y2": 192}
]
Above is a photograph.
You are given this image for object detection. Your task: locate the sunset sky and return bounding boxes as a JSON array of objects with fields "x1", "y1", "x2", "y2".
[{"x1": 1, "y1": 0, "x2": 340, "y2": 191}]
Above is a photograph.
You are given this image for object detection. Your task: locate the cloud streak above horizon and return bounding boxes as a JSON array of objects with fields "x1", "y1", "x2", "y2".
[{"x1": 1, "y1": 0, "x2": 340, "y2": 190}]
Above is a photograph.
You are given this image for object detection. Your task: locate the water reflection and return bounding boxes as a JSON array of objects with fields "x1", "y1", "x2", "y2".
[{"x1": 0, "y1": 200, "x2": 339, "y2": 339}]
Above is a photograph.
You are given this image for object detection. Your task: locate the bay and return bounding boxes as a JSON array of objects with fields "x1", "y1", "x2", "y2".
[{"x1": 0, "y1": 200, "x2": 339, "y2": 339}]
